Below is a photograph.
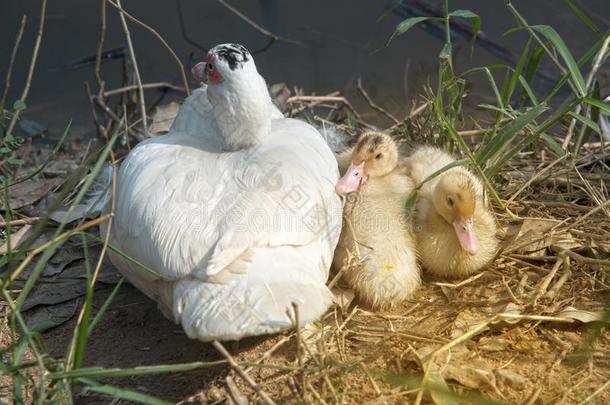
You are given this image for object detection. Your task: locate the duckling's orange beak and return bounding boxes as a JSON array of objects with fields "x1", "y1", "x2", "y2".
[
  {"x1": 335, "y1": 161, "x2": 367, "y2": 195},
  {"x1": 453, "y1": 217, "x2": 479, "y2": 255}
]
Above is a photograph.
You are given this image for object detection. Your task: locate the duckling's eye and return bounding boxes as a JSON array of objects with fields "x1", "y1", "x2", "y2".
[
  {"x1": 446, "y1": 196, "x2": 454, "y2": 207},
  {"x1": 207, "y1": 63, "x2": 214, "y2": 70},
  {"x1": 375, "y1": 153, "x2": 383, "y2": 160}
]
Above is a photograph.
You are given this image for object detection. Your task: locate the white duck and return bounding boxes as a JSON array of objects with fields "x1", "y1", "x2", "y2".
[{"x1": 102, "y1": 43, "x2": 342, "y2": 341}]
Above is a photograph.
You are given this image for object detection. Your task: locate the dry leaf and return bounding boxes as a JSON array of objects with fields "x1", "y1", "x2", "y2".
[
  {"x1": 443, "y1": 364, "x2": 496, "y2": 391},
  {"x1": 451, "y1": 309, "x2": 489, "y2": 338},
  {"x1": 478, "y1": 336, "x2": 509, "y2": 352},
  {"x1": 22, "y1": 279, "x2": 87, "y2": 311},
  {"x1": 0, "y1": 178, "x2": 63, "y2": 210},
  {"x1": 25, "y1": 299, "x2": 79, "y2": 333},
  {"x1": 494, "y1": 369, "x2": 528, "y2": 389},
  {"x1": 501, "y1": 218, "x2": 572, "y2": 256},
  {"x1": 149, "y1": 102, "x2": 180, "y2": 135}
]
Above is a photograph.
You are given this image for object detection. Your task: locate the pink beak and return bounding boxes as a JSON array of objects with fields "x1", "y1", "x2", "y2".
[
  {"x1": 335, "y1": 161, "x2": 367, "y2": 195},
  {"x1": 191, "y1": 62, "x2": 207, "y2": 83},
  {"x1": 453, "y1": 217, "x2": 479, "y2": 255}
]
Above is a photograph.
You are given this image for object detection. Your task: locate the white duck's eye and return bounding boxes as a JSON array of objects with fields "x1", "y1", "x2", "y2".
[
  {"x1": 447, "y1": 196, "x2": 454, "y2": 207},
  {"x1": 375, "y1": 153, "x2": 383, "y2": 159},
  {"x1": 207, "y1": 63, "x2": 214, "y2": 70}
]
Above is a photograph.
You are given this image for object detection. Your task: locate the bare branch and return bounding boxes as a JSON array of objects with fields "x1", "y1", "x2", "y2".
[
  {"x1": 107, "y1": 0, "x2": 190, "y2": 96},
  {"x1": 114, "y1": 0, "x2": 147, "y2": 135},
  {"x1": 1, "y1": 14, "x2": 27, "y2": 111},
  {"x1": 7, "y1": 0, "x2": 47, "y2": 135}
]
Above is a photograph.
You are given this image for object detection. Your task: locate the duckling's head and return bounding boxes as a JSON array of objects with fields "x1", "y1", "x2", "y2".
[
  {"x1": 335, "y1": 132, "x2": 398, "y2": 195},
  {"x1": 432, "y1": 172, "x2": 479, "y2": 255}
]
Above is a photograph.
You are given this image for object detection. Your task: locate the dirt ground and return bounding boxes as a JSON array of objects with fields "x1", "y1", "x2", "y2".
[{"x1": 37, "y1": 262, "x2": 610, "y2": 404}]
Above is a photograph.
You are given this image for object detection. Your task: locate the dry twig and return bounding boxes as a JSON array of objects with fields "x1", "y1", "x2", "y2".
[
  {"x1": 213, "y1": 341, "x2": 276, "y2": 405},
  {"x1": 114, "y1": 0, "x2": 147, "y2": 135},
  {"x1": 1, "y1": 15, "x2": 27, "y2": 110},
  {"x1": 6, "y1": 0, "x2": 47, "y2": 135}
]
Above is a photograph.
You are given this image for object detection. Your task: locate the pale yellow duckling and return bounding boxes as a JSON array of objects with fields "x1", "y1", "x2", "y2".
[
  {"x1": 333, "y1": 132, "x2": 420, "y2": 309},
  {"x1": 405, "y1": 146, "x2": 498, "y2": 278}
]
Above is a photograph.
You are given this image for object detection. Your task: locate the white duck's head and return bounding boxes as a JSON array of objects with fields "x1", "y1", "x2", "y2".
[
  {"x1": 192, "y1": 43, "x2": 272, "y2": 151},
  {"x1": 191, "y1": 43, "x2": 257, "y2": 86},
  {"x1": 335, "y1": 132, "x2": 398, "y2": 195},
  {"x1": 432, "y1": 172, "x2": 479, "y2": 255}
]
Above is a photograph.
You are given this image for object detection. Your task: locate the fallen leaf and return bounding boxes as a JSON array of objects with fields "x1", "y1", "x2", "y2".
[
  {"x1": 22, "y1": 279, "x2": 87, "y2": 311},
  {"x1": 501, "y1": 218, "x2": 566, "y2": 256},
  {"x1": 42, "y1": 160, "x2": 78, "y2": 177},
  {"x1": 44, "y1": 246, "x2": 87, "y2": 276},
  {"x1": 477, "y1": 336, "x2": 509, "y2": 352},
  {"x1": 25, "y1": 299, "x2": 79, "y2": 333},
  {"x1": 0, "y1": 178, "x2": 63, "y2": 210},
  {"x1": 494, "y1": 369, "x2": 528, "y2": 389},
  {"x1": 451, "y1": 308, "x2": 489, "y2": 338},
  {"x1": 443, "y1": 364, "x2": 497, "y2": 392}
]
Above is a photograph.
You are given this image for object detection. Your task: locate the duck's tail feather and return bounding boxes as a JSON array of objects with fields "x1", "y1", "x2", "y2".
[{"x1": 171, "y1": 245, "x2": 333, "y2": 341}]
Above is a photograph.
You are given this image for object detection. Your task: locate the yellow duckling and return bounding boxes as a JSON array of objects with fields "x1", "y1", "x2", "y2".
[
  {"x1": 405, "y1": 146, "x2": 498, "y2": 278},
  {"x1": 334, "y1": 132, "x2": 420, "y2": 309}
]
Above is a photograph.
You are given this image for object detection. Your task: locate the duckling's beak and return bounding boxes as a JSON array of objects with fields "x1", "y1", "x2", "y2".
[
  {"x1": 335, "y1": 161, "x2": 367, "y2": 195},
  {"x1": 191, "y1": 62, "x2": 207, "y2": 83},
  {"x1": 453, "y1": 217, "x2": 479, "y2": 255}
]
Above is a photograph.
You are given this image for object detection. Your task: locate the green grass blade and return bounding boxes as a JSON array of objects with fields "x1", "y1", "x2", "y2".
[
  {"x1": 531, "y1": 25, "x2": 587, "y2": 96},
  {"x1": 583, "y1": 97, "x2": 610, "y2": 114},
  {"x1": 71, "y1": 234, "x2": 94, "y2": 369},
  {"x1": 568, "y1": 111, "x2": 601, "y2": 133},
  {"x1": 575, "y1": 83, "x2": 602, "y2": 152},
  {"x1": 88, "y1": 278, "x2": 124, "y2": 335},
  {"x1": 540, "y1": 133, "x2": 566, "y2": 156},
  {"x1": 448, "y1": 10, "x2": 481, "y2": 41},
  {"x1": 81, "y1": 382, "x2": 172, "y2": 405},
  {"x1": 386, "y1": 16, "x2": 434, "y2": 46},
  {"x1": 476, "y1": 103, "x2": 547, "y2": 168},
  {"x1": 543, "y1": 32, "x2": 606, "y2": 103},
  {"x1": 518, "y1": 75, "x2": 539, "y2": 105},
  {"x1": 482, "y1": 67, "x2": 504, "y2": 110},
  {"x1": 504, "y1": 38, "x2": 531, "y2": 105},
  {"x1": 563, "y1": 0, "x2": 601, "y2": 35},
  {"x1": 494, "y1": 97, "x2": 580, "y2": 174},
  {"x1": 48, "y1": 361, "x2": 227, "y2": 379}
]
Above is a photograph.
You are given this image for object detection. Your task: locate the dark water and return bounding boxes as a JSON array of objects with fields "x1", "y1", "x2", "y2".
[{"x1": 1, "y1": 0, "x2": 609, "y2": 140}]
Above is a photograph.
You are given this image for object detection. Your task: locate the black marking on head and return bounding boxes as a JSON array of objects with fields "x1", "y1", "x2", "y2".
[{"x1": 214, "y1": 43, "x2": 251, "y2": 71}]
